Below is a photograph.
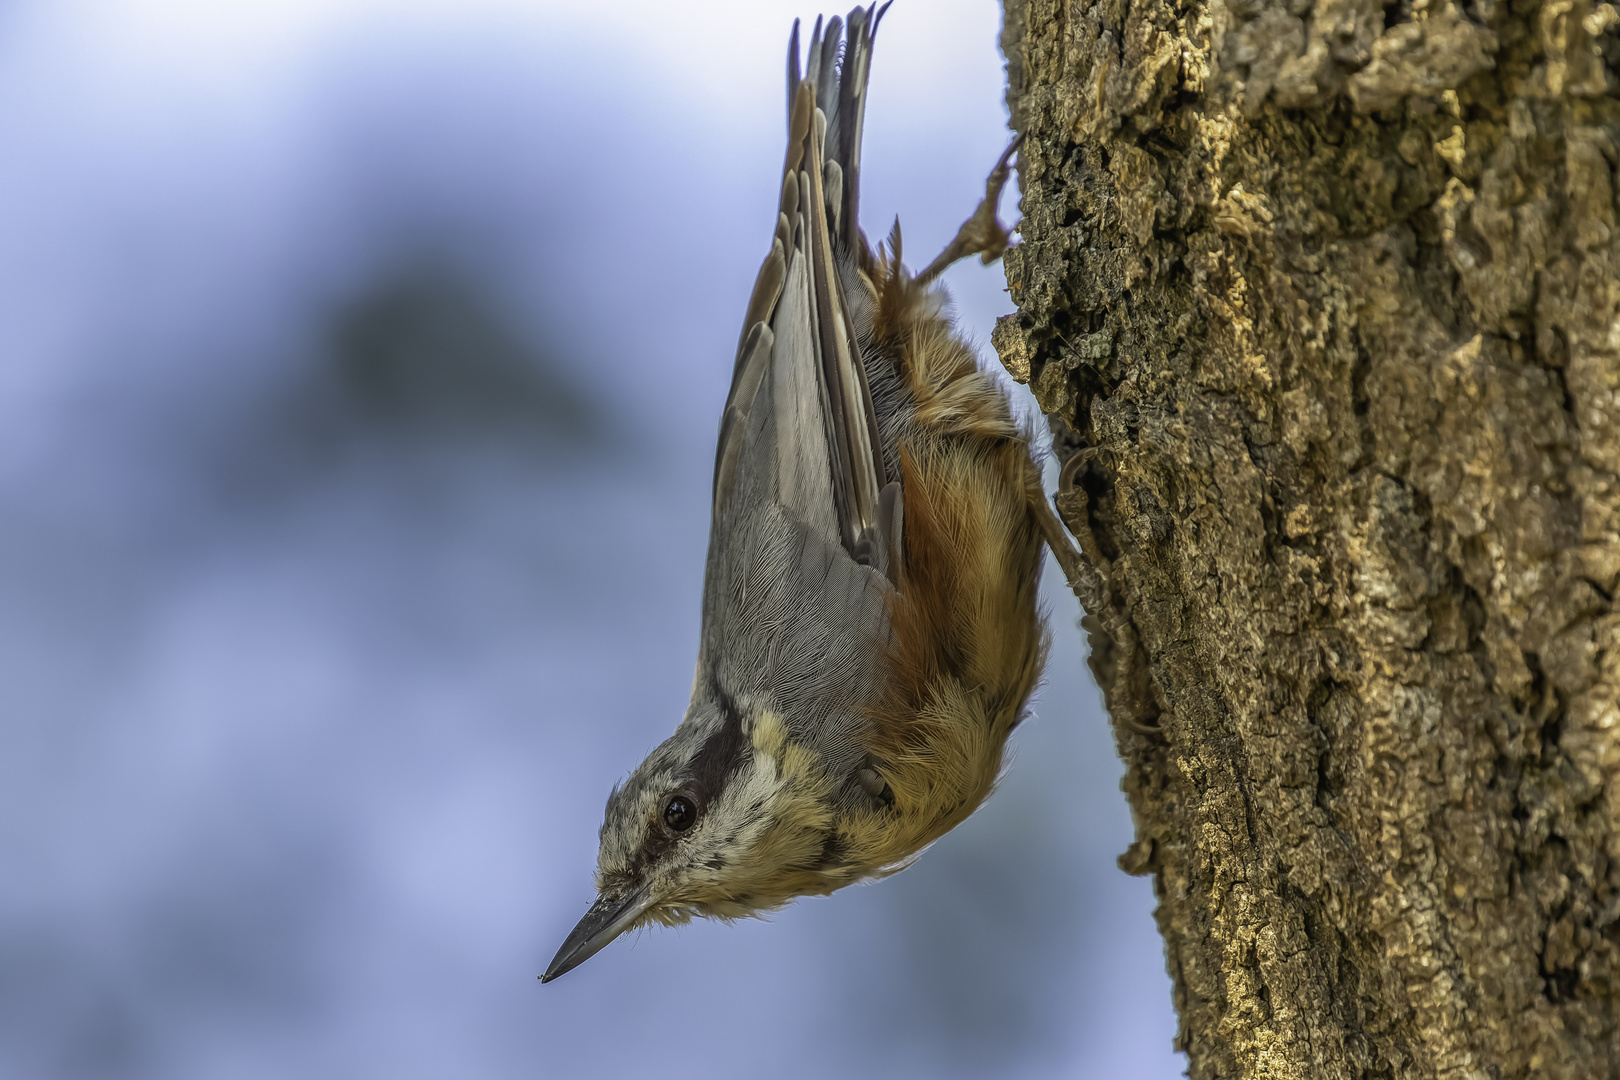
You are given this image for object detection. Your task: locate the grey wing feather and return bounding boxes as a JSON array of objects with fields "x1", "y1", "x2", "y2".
[
  {"x1": 698, "y1": 9, "x2": 901, "y2": 774},
  {"x1": 713, "y1": 321, "x2": 773, "y2": 513},
  {"x1": 712, "y1": 11, "x2": 891, "y2": 568},
  {"x1": 769, "y1": 247, "x2": 838, "y2": 541}
]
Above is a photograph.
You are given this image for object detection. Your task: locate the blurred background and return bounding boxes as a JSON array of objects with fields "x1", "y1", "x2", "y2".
[{"x1": 0, "y1": 0, "x2": 1184, "y2": 1076}]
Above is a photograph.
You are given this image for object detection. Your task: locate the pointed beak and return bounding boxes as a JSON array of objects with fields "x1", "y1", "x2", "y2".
[{"x1": 540, "y1": 886, "x2": 656, "y2": 983}]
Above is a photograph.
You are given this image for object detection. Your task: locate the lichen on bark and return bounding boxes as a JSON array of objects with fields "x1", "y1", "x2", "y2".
[{"x1": 996, "y1": 0, "x2": 1620, "y2": 1075}]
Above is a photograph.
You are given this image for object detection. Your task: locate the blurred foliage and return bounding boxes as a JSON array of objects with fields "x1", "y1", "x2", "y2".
[
  {"x1": 216, "y1": 258, "x2": 600, "y2": 502},
  {"x1": 322, "y1": 262, "x2": 595, "y2": 443}
]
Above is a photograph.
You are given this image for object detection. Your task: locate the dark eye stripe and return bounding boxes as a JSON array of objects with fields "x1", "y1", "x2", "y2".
[
  {"x1": 687, "y1": 677, "x2": 748, "y2": 804},
  {"x1": 625, "y1": 680, "x2": 747, "y2": 877}
]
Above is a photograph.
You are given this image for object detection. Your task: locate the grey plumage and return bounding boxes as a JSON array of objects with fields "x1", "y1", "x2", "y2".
[
  {"x1": 544, "y1": 4, "x2": 1040, "y2": 984},
  {"x1": 572, "y1": 3, "x2": 889, "y2": 862},
  {"x1": 605, "y1": 5, "x2": 903, "y2": 871},
  {"x1": 704, "y1": 1, "x2": 898, "y2": 806}
]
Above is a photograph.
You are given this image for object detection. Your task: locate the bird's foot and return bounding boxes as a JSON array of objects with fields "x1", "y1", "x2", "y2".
[{"x1": 914, "y1": 134, "x2": 1022, "y2": 287}]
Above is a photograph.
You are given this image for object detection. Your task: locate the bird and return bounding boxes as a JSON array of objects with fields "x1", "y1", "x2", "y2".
[{"x1": 542, "y1": 5, "x2": 1076, "y2": 983}]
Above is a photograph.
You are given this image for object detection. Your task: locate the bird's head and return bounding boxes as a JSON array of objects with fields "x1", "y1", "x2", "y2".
[{"x1": 542, "y1": 700, "x2": 858, "y2": 982}]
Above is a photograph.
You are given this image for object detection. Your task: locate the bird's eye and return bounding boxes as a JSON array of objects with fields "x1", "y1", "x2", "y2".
[{"x1": 663, "y1": 795, "x2": 697, "y2": 833}]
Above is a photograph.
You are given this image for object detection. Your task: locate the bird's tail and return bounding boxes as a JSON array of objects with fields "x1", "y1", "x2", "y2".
[{"x1": 789, "y1": 5, "x2": 891, "y2": 258}]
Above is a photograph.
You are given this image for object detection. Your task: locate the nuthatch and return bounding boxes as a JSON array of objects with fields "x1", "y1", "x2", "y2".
[{"x1": 543, "y1": 5, "x2": 1074, "y2": 982}]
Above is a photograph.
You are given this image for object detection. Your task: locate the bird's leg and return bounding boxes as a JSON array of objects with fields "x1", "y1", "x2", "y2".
[{"x1": 913, "y1": 135, "x2": 1022, "y2": 288}]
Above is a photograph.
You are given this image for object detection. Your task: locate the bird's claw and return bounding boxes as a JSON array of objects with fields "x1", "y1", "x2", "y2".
[{"x1": 915, "y1": 134, "x2": 1023, "y2": 286}]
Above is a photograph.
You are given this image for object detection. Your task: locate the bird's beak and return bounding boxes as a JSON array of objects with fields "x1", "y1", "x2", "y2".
[{"x1": 540, "y1": 885, "x2": 656, "y2": 983}]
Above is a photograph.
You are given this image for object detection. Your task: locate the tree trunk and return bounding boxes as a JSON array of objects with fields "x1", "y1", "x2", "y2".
[{"x1": 994, "y1": 0, "x2": 1620, "y2": 1075}]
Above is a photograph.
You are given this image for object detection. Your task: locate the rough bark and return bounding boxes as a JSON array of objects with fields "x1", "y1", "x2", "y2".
[{"x1": 994, "y1": 0, "x2": 1620, "y2": 1076}]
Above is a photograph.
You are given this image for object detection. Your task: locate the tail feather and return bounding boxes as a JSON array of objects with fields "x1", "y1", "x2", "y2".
[
  {"x1": 814, "y1": 15, "x2": 843, "y2": 116},
  {"x1": 830, "y1": 3, "x2": 890, "y2": 254},
  {"x1": 786, "y1": 19, "x2": 801, "y2": 127}
]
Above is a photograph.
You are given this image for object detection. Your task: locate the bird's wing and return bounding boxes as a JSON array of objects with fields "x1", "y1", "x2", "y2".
[{"x1": 712, "y1": 8, "x2": 891, "y2": 568}]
